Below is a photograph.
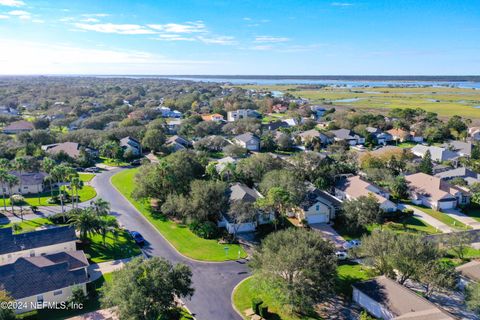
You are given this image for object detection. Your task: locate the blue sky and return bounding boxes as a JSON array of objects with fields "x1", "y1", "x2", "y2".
[{"x1": 0, "y1": 0, "x2": 479, "y2": 75}]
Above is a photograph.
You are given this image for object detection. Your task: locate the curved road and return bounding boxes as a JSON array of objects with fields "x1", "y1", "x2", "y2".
[{"x1": 91, "y1": 168, "x2": 248, "y2": 320}]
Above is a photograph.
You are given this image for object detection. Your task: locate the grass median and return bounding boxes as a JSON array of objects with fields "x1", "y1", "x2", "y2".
[{"x1": 111, "y1": 168, "x2": 247, "y2": 262}]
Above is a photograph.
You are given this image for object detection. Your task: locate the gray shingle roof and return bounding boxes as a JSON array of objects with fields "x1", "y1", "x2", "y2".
[
  {"x1": 0, "y1": 226, "x2": 76, "y2": 255},
  {"x1": 9, "y1": 171, "x2": 47, "y2": 186},
  {"x1": 228, "y1": 183, "x2": 261, "y2": 203},
  {"x1": 0, "y1": 251, "x2": 88, "y2": 299},
  {"x1": 234, "y1": 132, "x2": 259, "y2": 143}
]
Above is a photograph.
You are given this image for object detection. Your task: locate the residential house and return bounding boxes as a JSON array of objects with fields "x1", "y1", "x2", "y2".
[
  {"x1": 165, "y1": 119, "x2": 182, "y2": 134},
  {"x1": 334, "y1": 175, "x2": 397, "y2": 212},
  {"x1": 120, "y1": 136, "x2": 142, "y2": 156},
  {"x1": 262, "y1": 120, "x2": 289, "y2": 131},
  {"x1": 442, "y1": 140, "x2": 473, "y2": 158},
  {"x1": 0, "y1": 106, "x2": 19, "y2": 116},
  {"x1": 289, "y1": 184, "x2": 341, "y2": 225},
  {"x1": 165, "y1": 135, "x2": 191, "y2": 152},
  {"x1": 297, "y1": 129, "x2": 331, "y2": 145},
  {"x1": 352, "y1": 276, "x2": 455, "y2": 320},
  {"x1": 366, "y1": 127, "x2": 392, "y2": 145},
  {"x1": 0, "y1": 226, "x2": 77, "y2": 266},
  {"x1": 386, "y1": 128, "x2": 411, "y2": 142},
  {"x1": 468, "y1": 127, "x2": 480, "y2": 141},
  {"x1": 432, "y1": 164, "x2": 452, "y2": 175},
  {"x1": 158, "y1": 106, "x2": 182, "y2": 118},
  {"x1": 0, "y1": 171, "x2": 47, "y2": 196},
  {"x1": 233, "y1": 133, "x2": 260, "y2": 151},
  {"x1": 310, "y1": 105, "x2": 327, "y2": 119},
  {"x1": 410, "y1": 130, "x2": 424, "y2": 143},
  {"x1": 435, "y1": 167, "x2": 480, "y2": 186},
  {"x1": 2, "y1": 120, "x2": 34, "y2": 134},
  {"x1": 201, "y1": 113, "x2": 224, "y2": 122},
  {"x1": 328, "y1": 129, "x2": 365, "y2": 145},
  {"x1": 457, "y1": 260, "x2": 480, "y2": 289},
  {"x1": 411, "y1": 145, "x2": 459, "y2": 163},
  {"x1": 272, "y1": 104, "x2": 288, "y2": 113},
  {"x1": 405, "y1": 172, "x2": 470, "y2": 210},
  {"x1": 214, "y1": 156, "x2": 237, "y2": 173},
  {"x1": 226, "y1": 109, "x2": 260, "y2": 122},
  {"x1": 219, "y1": 183, "x2": 271, "y2": 234},
  {"x1": 42, "y1": 142, "x2": 98, "y2": 159},
  {"x1": 283, "y1": 118, "x2": 300, "y2": 127},
  {"x1": 0, "y1": 251, "x2": 89, "y2": 314}
]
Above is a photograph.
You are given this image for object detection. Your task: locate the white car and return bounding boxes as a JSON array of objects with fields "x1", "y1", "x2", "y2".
[
  {"x1": 335, "y1": 251, "x2": 348, "y2": 260},
  {"x1": 343, "y1": 239, "x2": 361, "y2": 250}
]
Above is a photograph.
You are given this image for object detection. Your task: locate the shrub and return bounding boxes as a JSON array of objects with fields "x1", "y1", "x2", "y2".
[
  {"x1": 260, "y1": 305, "x2": 269, "y2": 318},
  {"x1": 251, "y1": 297, "x2": 263, "y2": 315},
  {"x1": 189, "y1": 220, "x2": 218, "y2": 239}
]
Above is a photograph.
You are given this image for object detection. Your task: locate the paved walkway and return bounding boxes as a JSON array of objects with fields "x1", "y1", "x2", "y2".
[
  {"x1": 401, "y1": 204, "x2": 454, "y2": 233},
  {"x1": 87, "y1": 258, "x2": 133, "y2": 282},
  {"x1": 443, "y1": 208, "x2": 480, "y2": 230},
  {"x1": 310, "y1": 223, "x2": 347, "y2": 248}
]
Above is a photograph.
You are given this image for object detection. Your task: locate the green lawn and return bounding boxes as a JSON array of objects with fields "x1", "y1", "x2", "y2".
[
  {"x1": 409, "y1": 204, "x2": 469, "y2": 230},
  {"x1": 81, "y1": 229, "x2": 142, "y2": 263},
  {"x1": 396, "y1": 142, "x2": 417, "y2": 148},
  {"x1": 99, "y1": 157, "x2": 130, "y2": 167},
  {"x1": 79, "y1": 173, "x2": 96, "y2": 182},
  {"x1": 0, "y1": 217, "x2": 54, "y2": 232},
  {"x1": 232, "y1": 276, "x2": 321, "y2": 320},
  {"x1": 0, "y1": 185, "x2": 96, "y2": 207},
  {"x1": 335, "y1": 262, "x2": 374, "y2": 296},
  {"x1": 111, "y1": 168, "x2": 247, "y2": 262}
]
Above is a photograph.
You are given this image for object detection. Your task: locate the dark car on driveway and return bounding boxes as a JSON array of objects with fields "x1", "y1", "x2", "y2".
[{"x1": 130, "y1": 231, "x2": 145, "y2": 245}]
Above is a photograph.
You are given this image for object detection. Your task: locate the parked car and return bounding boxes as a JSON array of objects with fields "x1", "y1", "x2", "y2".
[
  {"x1": 131, "y1": 159, "x2": 143, "y2": 166},
  {"x1": 130, "y1": 231, "x2": 145, "y2": 245},
  {"x1": 335, "y1": 251, "x2": 348, "y2": 260},
  {"x1": 85, "y1": 167, "x2": 100, "y2": 173},
  {"x1": 343, "y1": 239, "x2": 361, "y2": 250}
]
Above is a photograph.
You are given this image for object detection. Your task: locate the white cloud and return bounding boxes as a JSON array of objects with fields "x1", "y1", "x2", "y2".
[
  {"x1": 254, "y1": 36, "x2": 290, "y2": 43},
  {"x1": 250, "y1": 45, "x2": 274, "y2": 51},
  {"x1": 147, "y1": 21, "x2": 206, "y2": 34},
  {"x1": 154, "y1": 34, "x2": 196, "y2": 41},
  {"x1": 82, "y1": 13, "x2": 110, "y2": 17},
  {"x1": 0, "y1": 0, "x2": 25, "y2": 7},
  {"x1": 0, "y1": 14, "x2": 10, "y2": 19},
  {"x1": 243, "y1": 17, "x2": 251, "y2": 21},
  {"x1": 74, "y1": 23, "x2": 156, "y2": 35},
  {"x1": 7, "y1": 9, "x2": 30, "y2": 19},
  {"x1": 331, "y1": 2, "x2": 353, "y2": 6},
  {"x1": 198, "y1": 35, "x2": 236, "y2": 45},
  {"x1": 0, "y1": 38, "x2": 216, "y2": 74},
  {"x1": 81, "y1": 17, "x2": 99, "y2": 22},
  {"x1": 32, "y1": 19, "x2": 44, "y2": 23}
]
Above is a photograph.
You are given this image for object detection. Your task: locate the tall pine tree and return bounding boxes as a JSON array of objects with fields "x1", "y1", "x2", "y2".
[{"x1": 419, "y1": 150, "x2": 433, "y2": 175}]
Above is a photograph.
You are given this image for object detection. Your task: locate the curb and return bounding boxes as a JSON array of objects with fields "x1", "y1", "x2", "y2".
[
  {"x1": 231, "y1": 276, "x2": 252, "y2": 320},
  {"x1": 108, "y1": 169, "x2": 249, "y2": 264}
]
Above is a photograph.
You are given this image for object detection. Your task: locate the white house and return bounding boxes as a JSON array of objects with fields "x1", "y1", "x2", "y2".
[
  {"x1": 334, "y1": 175, "x2": 397, "y2": 212},
  {"x1": 353, "y1": 276, "x2": 455, "y2": 320},
  {"x1": 233, "y1": 133, "x2": 261, "y2": 151},
  {"x1": 411, "y1": 145, "x2": 459, "y2": 163},
  {"x1": 0, "y1": 251, "x2": 89, "y2": 314},
  {"x1": 0, "y1": 226, "x2": 77, "y2": 266},
  {"x1": 328, "y1": 129, "x2": 365, "y2": 146},
  {"x1": 405, "y1": 172, "x2": 470, "y2": 210},
  {"x1": 227, "y1": 109, "x2": 260, "y2": 122},
  {"x1": 0, "y1": 171, "x2": 47, "y2": 196}
]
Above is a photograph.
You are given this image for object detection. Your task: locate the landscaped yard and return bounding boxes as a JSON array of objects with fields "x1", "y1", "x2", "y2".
[
  {"x1": 111, "y1": 168, "x2": 247, "y2": 262},
  {"x1": 79, "y1": 173, "x2": 96, "y2": 182},
  {"x1": 99, "y1": 156, "x2": 130, "y2": 167},
  {"x1": 335, "y1": 262, "x2": 374, "y2": 296},
  {"x1": 0, "y1": 217, "x2": 54, "y2": 232},
  {"x1": 81, "y1": 229, "x2": 142, "y2": 263},
  {"x1": 232, "y1": 276, "x2": 321, "y2": 320},
  {"x1": 0, "y1": 185, "x2": 96, "y2": 207},
  {"x1": 409, "y1": 204, "x2": 469, "y2": 230}
]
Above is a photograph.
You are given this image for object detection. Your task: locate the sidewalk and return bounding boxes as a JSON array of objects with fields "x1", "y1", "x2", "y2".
[
  {"x1": 88, "y1": 258, "x2": 132, "y2": 282},
  {"x1": 443, "y1": 208, "x2": 480, "y2": 230},
  {"x1": 402, "y1": 204, "x2": 454, "y2": 233}
]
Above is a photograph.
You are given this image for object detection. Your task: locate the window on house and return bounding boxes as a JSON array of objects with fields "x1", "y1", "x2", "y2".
[
  {"x1": 37, "y1": 295, "x2": 44, "y2": 304},
  {"x1": 316, "y1": 205, "x2": 320, "y2": 211},
  {"x1": 30, "y1": 251, "x2": 35, "y2": 257},
  {"x1": 53, "y1": 290, "x2": 62, "y2": 296}
]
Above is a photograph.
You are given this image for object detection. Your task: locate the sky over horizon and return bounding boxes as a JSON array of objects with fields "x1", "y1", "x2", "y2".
[{"x1": 0, "y1": 0, "x2": 479, "y2": 75}]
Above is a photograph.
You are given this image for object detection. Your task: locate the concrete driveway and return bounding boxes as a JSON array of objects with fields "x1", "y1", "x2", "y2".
[
  {"x1": 310, "y1": 223, "x2": 347, "y2": 248},
  {"x1": 91, "y1": 169, "x2": 248, "y2": 320}
]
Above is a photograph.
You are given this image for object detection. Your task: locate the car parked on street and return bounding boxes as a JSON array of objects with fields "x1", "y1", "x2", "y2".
[{"x1": 130, "y1": 231, "x2": 145, "y2": 245}]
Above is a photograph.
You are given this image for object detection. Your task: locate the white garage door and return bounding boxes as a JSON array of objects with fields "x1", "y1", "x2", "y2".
[
  {"x1": 307, "y1": 214, "x2": 328, "y2": 224},
  {"x1": 438, "y1": 201, "x2": 456, "y2": 210}
]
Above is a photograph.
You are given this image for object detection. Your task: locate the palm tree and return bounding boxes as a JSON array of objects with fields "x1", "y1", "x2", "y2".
[
  {"x1": 14, "y1": 157, "x2": 29, "y2": 218},
  {"x1": 6, "y1": 174, "x2": 18, "y2": 215},
  {"x1": 90, "y1": 198, "x2": 110, "y2": 216},
  {"x1": 69, "y1": 208, "x2": 99, "y2": 241},
  {"x1": 220, "y1": 162, "x2": 236, "y2": 182},
  {"x1": 51, "y1": 164, "x2": 70, "y2": 220},
  {"x1": 97, "y1": 215, "x2": 119, "y2": 245},
  {"x1": 0, "y1": 169, "x2": 9, "y2": 212},
  {"x1": 42, "y1": 157, "x2": 56, "y2": 198},
  {"x1": 70, "y1": 177, "x2": 83, "y2": 209}
]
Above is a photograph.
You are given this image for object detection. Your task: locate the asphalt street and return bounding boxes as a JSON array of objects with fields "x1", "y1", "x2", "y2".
[{"x1": 91, "y1": 168, "x2": 249, "y2": 320}]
